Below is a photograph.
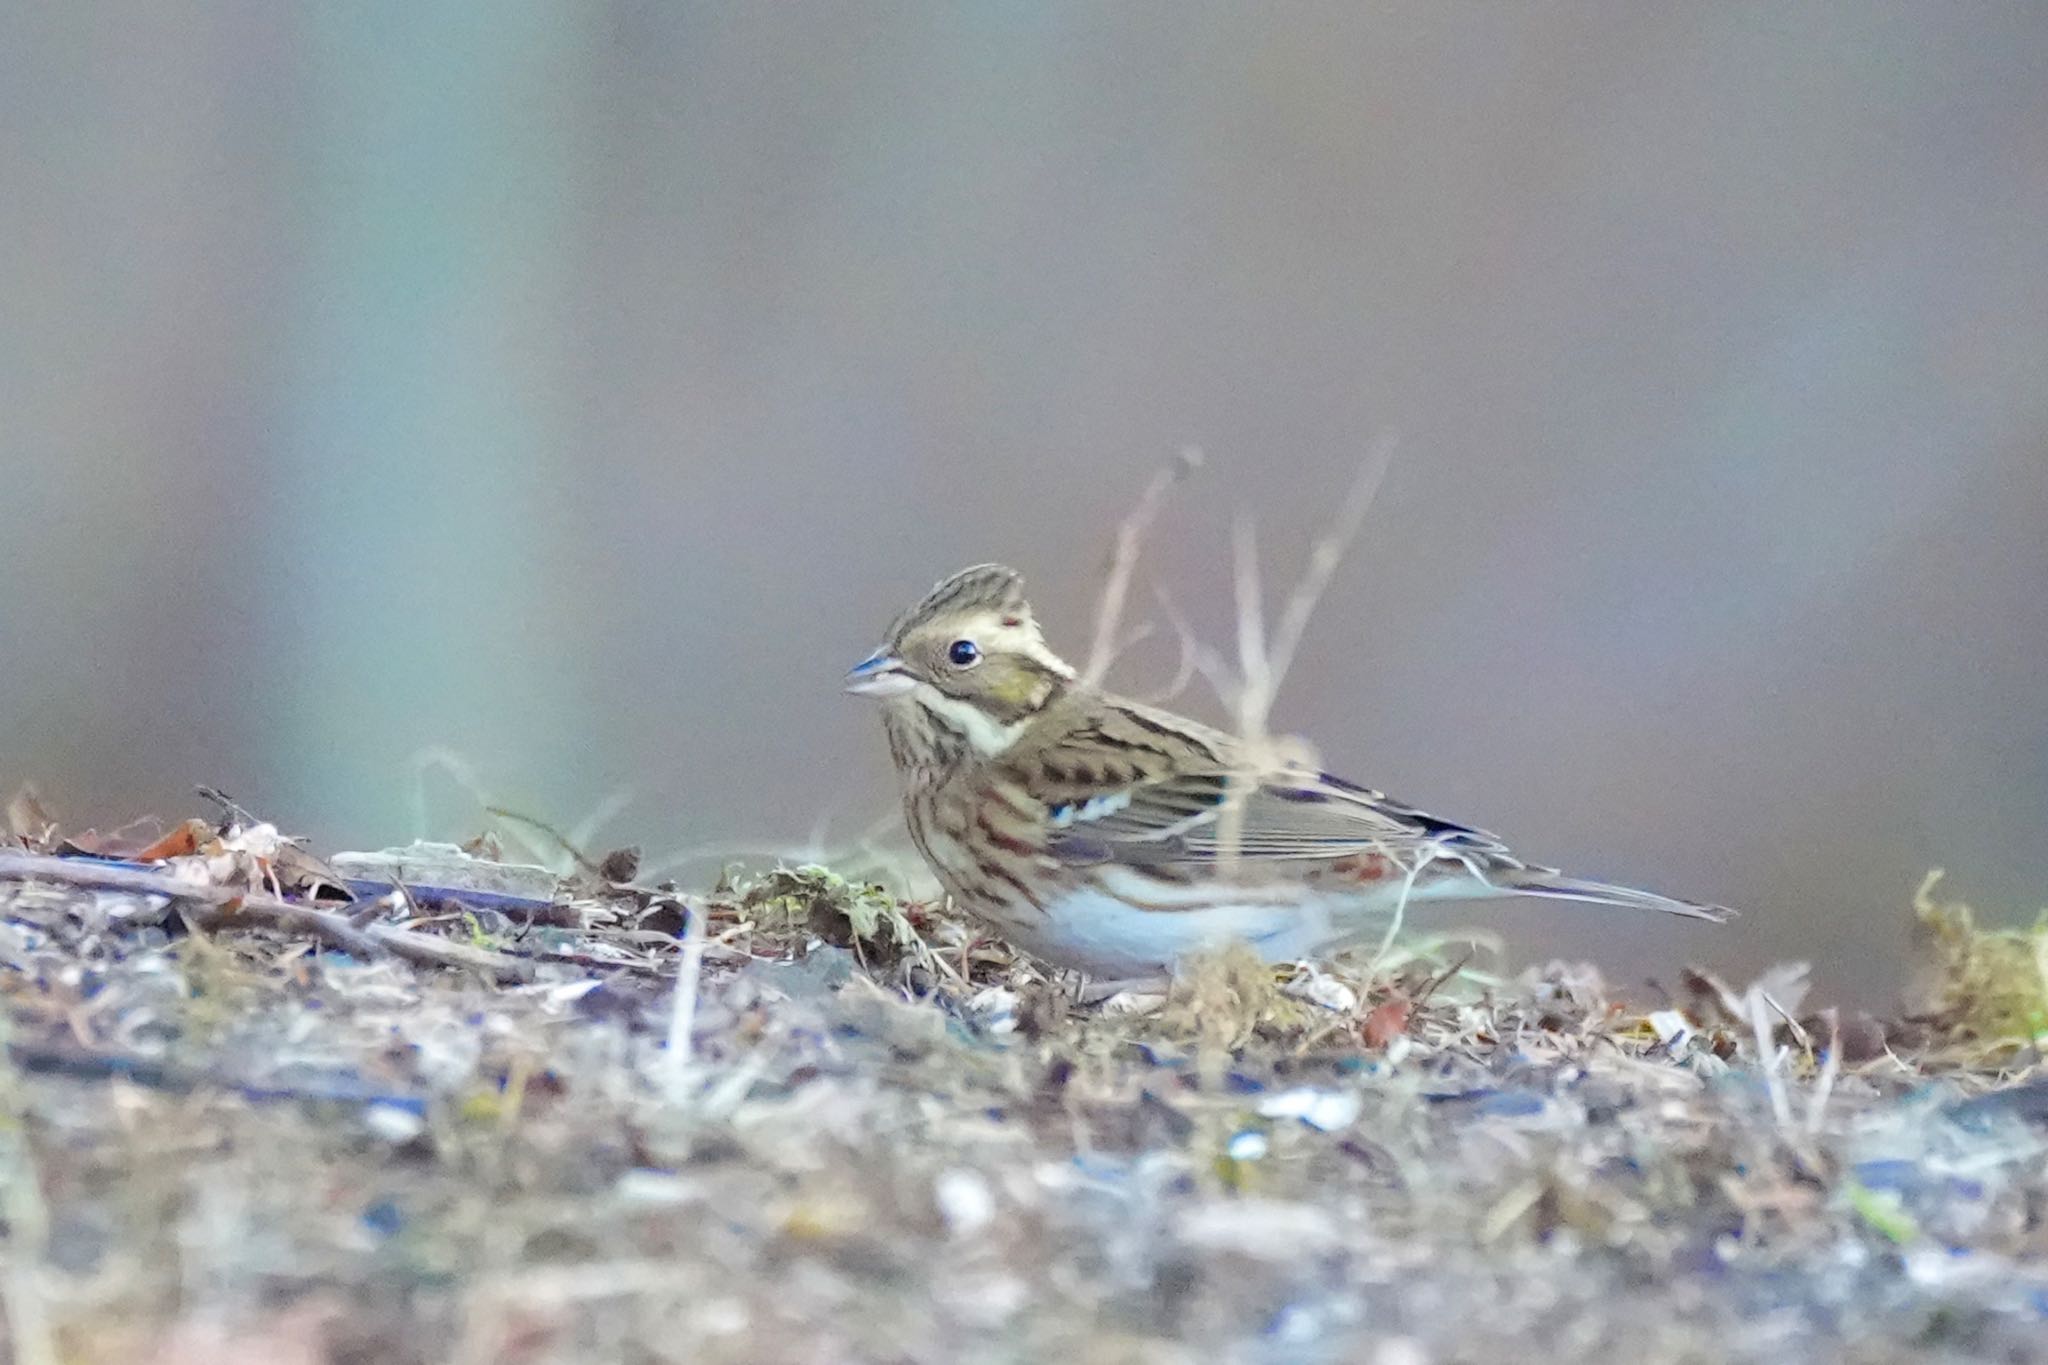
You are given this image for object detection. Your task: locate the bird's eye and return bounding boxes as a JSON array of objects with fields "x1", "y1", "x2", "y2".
[{"x1": 947, "y1": 639, "x2": 981, "y2": 668}]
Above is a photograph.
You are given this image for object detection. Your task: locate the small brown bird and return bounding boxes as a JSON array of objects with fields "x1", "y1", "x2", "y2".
[{"x1": 847, "y1": 564, "x2": 1730, "y2": 977}]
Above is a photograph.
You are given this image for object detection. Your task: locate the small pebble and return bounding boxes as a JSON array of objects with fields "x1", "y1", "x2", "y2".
[
  {"x1": 1259, "y1": 1087, "x2": 1362, "y2": 1131},
  {"x1": 934, "y1": 1168, "x2": 996, "y2": 1236},
  {"x1": 1228, "y1": 1130, "x2": 1270, "y2": 1161},
  {"x1": 363, "y1": 1102, "x2": 426, "y2": 1143}
]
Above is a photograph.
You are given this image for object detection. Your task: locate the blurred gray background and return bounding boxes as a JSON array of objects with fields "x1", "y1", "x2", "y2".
[{"x1": 4, "y1": 4, "x2": 2044, "y2": 1005}]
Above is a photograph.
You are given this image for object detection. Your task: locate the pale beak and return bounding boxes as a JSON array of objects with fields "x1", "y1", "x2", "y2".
[{"x1": 844, "y1": 649, "x2": 917, "y2": 697}]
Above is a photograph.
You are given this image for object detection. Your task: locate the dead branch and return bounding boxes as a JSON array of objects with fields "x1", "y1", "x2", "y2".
[
  {"x1": 1135, "y1": 584, "x2": 1203, "y2": 704},
  {"x1": 664, "y1": 900, "x2": 710, "y2": 1101},
  {"x1": 1263, "y1": 433, "x2": 1395, "y2": 692},
  {"x1": 1082, "y1": 446, "x2": 1201, "y2": 686},
  {"x1": 0, "y1": 852, "x2": 534, "y2": 983},
  {"x1": 1211, "y1": 436, "x2": 1399, "y2": 869}
]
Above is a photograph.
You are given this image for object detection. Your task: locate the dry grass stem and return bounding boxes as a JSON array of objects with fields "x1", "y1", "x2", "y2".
[
  {"x1": 1263, "y1": 432, "x2": 1396, "y2": 689},
  {"x1": 663, "y1": 899, "x2": 709, "y2": 1101},
  {"x1": 1211, "y1": 436, "x2": 1399, "y2": 869},
  {"x1": 1747, "y1": 982, "x2": 1794, "y2": 1132},
  {"x1": 1081, "y1": 446, "x2": 1202, "y2": 687},
  {"x1": 0, "y1": 852, "x2": 532, "y2": 981},
  {"x1": 1805, "y1": 1009, "x2": 1842, "y2": 1137},
  {"x1": 1134, "y1": 585, "x2": 1203, "y2": 704}
]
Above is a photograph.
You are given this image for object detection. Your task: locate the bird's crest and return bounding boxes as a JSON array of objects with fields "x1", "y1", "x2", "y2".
[{"x1": 889, "y1": 563, "x2": 1028, "y2": 643}]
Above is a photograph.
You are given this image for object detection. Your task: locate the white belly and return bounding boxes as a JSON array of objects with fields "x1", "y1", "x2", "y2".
[{"x1": 1006, "y1": 885, "x2": 1362, "y2": 977}]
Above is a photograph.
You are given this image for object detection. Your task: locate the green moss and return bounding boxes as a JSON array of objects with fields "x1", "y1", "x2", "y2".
[
  {"x1": 738, "y1": 864, "x2": 928, "y2": 962},
  {"x1": 1156, "y1": 942, "x2": 1321, "y2": 1052},
  {"x1": 1844, "y1": 1178, "x2": 1919, "y2": 1246},
  {"x1": 1914, "y1": 870, "x2": 2048, "y2": 1047}
]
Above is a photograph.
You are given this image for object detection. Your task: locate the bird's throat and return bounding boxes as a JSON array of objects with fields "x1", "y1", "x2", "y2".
[{"x1": 912, "y1": 689, "x2": 1029, "y2": 757}]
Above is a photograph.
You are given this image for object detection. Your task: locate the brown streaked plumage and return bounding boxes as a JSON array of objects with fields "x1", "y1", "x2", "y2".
[{"x1": 847, "y1": 564, "x2": 1731, "y2": 977}]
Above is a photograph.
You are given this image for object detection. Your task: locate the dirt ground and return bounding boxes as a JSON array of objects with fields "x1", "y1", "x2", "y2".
[{"x1": 1, "y1": 829, "x2": 2045, "y2": 1365}]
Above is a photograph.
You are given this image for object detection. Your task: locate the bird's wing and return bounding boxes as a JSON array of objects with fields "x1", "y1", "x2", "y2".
[{"x1": 1017, "y1": 698, "x2": 1513, "y2": 872}]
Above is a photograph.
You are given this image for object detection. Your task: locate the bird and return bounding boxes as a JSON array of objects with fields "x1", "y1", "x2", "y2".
[{"x1": 846, "y1": 563, "x2": 1731, "y2": 978}]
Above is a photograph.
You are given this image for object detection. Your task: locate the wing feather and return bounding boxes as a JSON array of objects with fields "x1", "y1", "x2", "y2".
[{"x1": 1018, "y1": 700, "x2": 1510, "y2": 872}]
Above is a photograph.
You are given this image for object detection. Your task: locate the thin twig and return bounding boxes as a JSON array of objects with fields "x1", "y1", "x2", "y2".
[
  {"x1": 1210, "y1": 437, "x2": 1399, "y2": 868},
  {"x1": 408, "y1": 745, "x2": 506, "y2": 848},
  {"x1": 1230, "y1": 514, "x2": 1270, "y2": 726},
  {"x1": 7, "y1": 1039, "x2": 431, "y2": 1112},
  {"x1": 565, "y1": 789, "x2": 634, "y2": 864},
  {"x1": 1747, "y1": 985, "x2": 1793, "y2": 1132},
  {"x1": 1214, "y1": 516, "x2": 1269, "y2": 868},
  {"x1": 1082, "y1": 446, "x2": 1201, "y2": 687},
  {"x1": 193, "y1": 784, "x2": 261, "y2": 829},
  {"x1": 346, "y1": 891, "x2": 399, "y2": 927},
  {"x1": 1413, "y1": 947, "x2": 1477, "y2": 1008},
  {"x1": 664, "y1": 898, "x2": 709, "y2": 1101},
  {"x1": 1805, "y1": 1009, "x2": 1842, "y2": 1138},
  {"x1": 1136, "y1": 584, "x2": 1202, "y2": 704},
  {"x1": 1369, "y1": 856, "x2": 1425, "y2": 975},
  {"x1": 0, "y1": 852, "x2": 533, "y2": 982},
  {"x1": 1262, "y1": 437, "x2": 1394, "y2": 687},
  {"x1": 486, "y1": 805, "x2": 608, "y2": 878}
]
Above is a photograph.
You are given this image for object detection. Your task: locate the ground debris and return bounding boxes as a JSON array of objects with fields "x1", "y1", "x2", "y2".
[
  {"x1": 0, "y1": 809, "x2": 2044, "y2": 1363},
  {"x1": 1913, "y1": 870, "x2": 2048, "y2": 1058}
]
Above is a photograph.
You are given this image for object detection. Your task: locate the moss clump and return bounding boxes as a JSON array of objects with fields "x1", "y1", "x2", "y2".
[
  {"x1": 736, "y1": 864, "x2": 930, "y2": 966},
  {"x1": 1914, "y1": 870, "x2": 2048, "y2": 1047},
  {"x1": 1156, "y1": 942, "x2": 1321, "y2": 1053}
]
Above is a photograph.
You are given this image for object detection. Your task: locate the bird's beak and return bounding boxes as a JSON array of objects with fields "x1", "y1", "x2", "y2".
[{"x1": 844, "y1": 650, "x2": 916, "y2": 697}]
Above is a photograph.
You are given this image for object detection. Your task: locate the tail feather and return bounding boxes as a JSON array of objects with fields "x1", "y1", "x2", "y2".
[{"x1": 1500, "y1": 869, "x2": 1735, "y2": 923}]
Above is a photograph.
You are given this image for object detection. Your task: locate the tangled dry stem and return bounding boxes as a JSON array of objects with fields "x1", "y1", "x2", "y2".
[{"x1": 1081, "y1": 445, "x2": 1204, "y2": 688}]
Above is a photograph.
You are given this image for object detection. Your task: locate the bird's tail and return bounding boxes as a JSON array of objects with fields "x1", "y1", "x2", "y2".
[{"x1": 1499, "y1": 868, "x2": 1735, "y2": 923}]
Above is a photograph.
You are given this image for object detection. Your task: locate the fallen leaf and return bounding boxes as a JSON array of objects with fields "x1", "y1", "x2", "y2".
[
  {"x1": 5, "y1": 783, "x2": 58, "y2": 847},
  {"x1": 131, "y1": 818, "x2": 216, "y2": 862},
  {"x1": 1364, "y1": 999, "x2": 1412, "y2": 1049}
]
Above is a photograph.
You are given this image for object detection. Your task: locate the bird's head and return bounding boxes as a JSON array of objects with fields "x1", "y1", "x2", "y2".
[{"x1": 845, "y1": 564, "x2": 1075, "y2": 757}]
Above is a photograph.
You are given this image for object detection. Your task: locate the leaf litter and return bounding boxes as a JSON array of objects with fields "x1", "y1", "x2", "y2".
[{"x1": 0, "y1": 788, "x2": 2045, "y2": 1363}]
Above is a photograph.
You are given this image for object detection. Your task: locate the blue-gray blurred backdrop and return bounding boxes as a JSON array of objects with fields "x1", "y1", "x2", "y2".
[{"x1": 4, "y1": 4, "x2": 2045, "y2": 1005}]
